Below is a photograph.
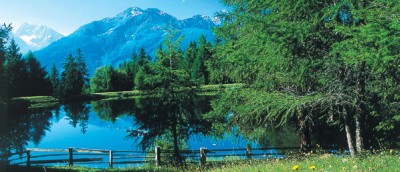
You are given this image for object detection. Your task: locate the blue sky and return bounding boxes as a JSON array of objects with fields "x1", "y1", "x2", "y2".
[{"x1": 0, "y1": 0, "x2": 225, "y2": 35}]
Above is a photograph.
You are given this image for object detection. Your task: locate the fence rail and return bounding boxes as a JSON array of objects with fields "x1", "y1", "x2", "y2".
[{"x1": 7, "y1": 146, "x2": 338, "y2": 168}]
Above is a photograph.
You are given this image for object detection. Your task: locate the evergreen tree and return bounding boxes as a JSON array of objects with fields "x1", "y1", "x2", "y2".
[
  {"x1": 25, "y1": 51, "x2": 52, "y2": 96},
  {"x1": 136, "y1": 27, "x2": 195, "y2": 163},
  {"x1": 118, "y1": 61, "x2": 134, "y2": 90},
  {"x1": 4, "y1": 39, "x2": 27, "y2": 97},
  {"x1": 49, "y1": 63, "x2": 60, "y2": 96},
  {"x1": 134, "y1": 47, "x2": 151, "y2": 90},
  {"x1": 0, "y1": 24, "x2": 12, "y2": 102},
  {"x1": 61, "y1": 50, "x2": 88, "y2": 96},
  {"x1": 75, "y1": 49, "x2": 89, "y2": 94},
  {"x1": 207, "y1": 0, "x2": 400, "y2": 156}
]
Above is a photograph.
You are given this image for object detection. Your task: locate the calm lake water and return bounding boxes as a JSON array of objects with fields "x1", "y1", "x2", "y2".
[{"x1": 1, "y1": 96, "x2": 261, "y2": 167}]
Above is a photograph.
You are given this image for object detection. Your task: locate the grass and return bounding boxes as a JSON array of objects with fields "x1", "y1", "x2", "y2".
[
  {"x1": 12, "y1": 96, "x2": 58, "y2": 104},
  {"x1": 5, "y1": 151, "x2": 399, "y2": 172},
  {"x1": 11, "y1": 96, "x2": 59, "y2": 109},
  {"x1": 203, "y1": 151, "x2": 400, "y2": 172},
  {"x1": 9, "y1": 84, "x2": 244, "y2": 105}
]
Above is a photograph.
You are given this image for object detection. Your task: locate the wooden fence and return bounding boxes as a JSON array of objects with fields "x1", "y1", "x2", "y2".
[{"x1": 7, "y1": 146, "x2": 335, "y2": 168}]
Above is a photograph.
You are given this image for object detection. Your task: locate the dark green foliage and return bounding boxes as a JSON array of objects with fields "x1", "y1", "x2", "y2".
[
  {"x1": 25, "y1": 51, "x2": 52, "y2": 96},
  {"x1": 90, "y1": 66, "x2": 113, "y2": 92},
  {"x1": 134, "y1": 47, "x2": 151, "y2": 90},
  {"x1": 207, "y1": 0, "x2": 400, "y2": 153},
  {"x1": 60, "y1": 49, "x2": 89, "y2": 96},
  {"x1": 49, "y1": 64, "x2": 61, "y2": 96},
  {"x1": 64, "y1": 102, "x2": 90, "y2": 134},
  {"x1": 0, "y1": 24, "x2": 52, "y2": 99},
  {"x1": 4, "y1": 39, "x2": 28, "y2": 97},
  {"x1": 0, "y1": 24, "x2": 12, "y2": 102}
]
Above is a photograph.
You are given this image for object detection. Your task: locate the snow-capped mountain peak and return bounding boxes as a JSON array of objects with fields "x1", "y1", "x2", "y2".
[
  {"x1": 34, "y1": 7, "x2": 216, "y2": 75},
  {"x1": 131, "y1": 7, "x2": 143, "y2": 17},
  {"x1": 13, "y1": 23, "x2": 64, "y2": 54}
]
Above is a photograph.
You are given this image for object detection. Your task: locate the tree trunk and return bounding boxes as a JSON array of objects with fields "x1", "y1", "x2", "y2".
[
  {"x1": 172, "y1": 117, "x2": 181, "y2": 164},
  {"x1": 355, "y1": 61, "x2": 366, "y2": 152},
  {"x1": 297, "y1": 112, "x2": 311, "y2": 153},
  {"x1": 355, "y1": 113, "x2": 363, "y2": 152},
  {"x1": 343, "y1": 107, "x2": 355, "y2": 157}
]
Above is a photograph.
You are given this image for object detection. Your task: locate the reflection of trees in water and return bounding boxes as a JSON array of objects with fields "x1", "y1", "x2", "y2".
[
  {"x1": 90, "y1": 95, "x2": 215, "y2": 164},
  {"x1": 248, "y1": 123, "x2": 300, "y2": 148},
  {"x1": 91, "y1": 99, "x2": 135, "y2": 123},
  {"x1": 126, "y1": 95, "x2": 214, "y2": 164},
  {"x1": 0, "y1": 102, "x2": 56, "y2": 162},
  {"x1": 64, "y1": 102, "x2": 90, "y2": 134}
]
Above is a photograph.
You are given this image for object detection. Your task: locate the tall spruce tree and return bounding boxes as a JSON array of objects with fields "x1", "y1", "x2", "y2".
[
  {"x1": 49, "y1": 63, "x2": 60, "y2": 96},
  {"x1": 25, "y1": 51, "x2": 51, "y2": 96},
  {"x1": 4, "y1": 39, "x2": 27, "y2": 97},
  {"x1": 129, "y1": 27, "x2": 195, "y2": 163},
  {"x1": 0, "y1": 24, "x2": 12, "y2": 102},
  {"x1": 61, "y1": 50, "x2": 88, "y2": 96}
]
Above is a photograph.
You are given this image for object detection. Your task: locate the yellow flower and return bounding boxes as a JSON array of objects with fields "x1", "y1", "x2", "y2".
[
  {"x1": 353, "y1": 165, "x2": 358, "y2": 169},
  {"x1": 390, "y1": 149, "x2": 393, "y2": 155},
  {"x1": 292, "y1": 165, "x2": 299, "y2": 170},
  {"x1": 342, "y1": 167, "x2": 346, "y2": 171},
  {"x1": 309, "y1": 165, "x2": 316, "y2": 170}
]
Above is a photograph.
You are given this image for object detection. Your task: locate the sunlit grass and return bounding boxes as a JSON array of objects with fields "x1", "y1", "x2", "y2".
[
  {"x1": 203, "y1": 150, "x2": 399, "y2": 172},
  {"x1": 12, "y1": 96, "x2": 58, "y2": 103},
  {"x1": 19, "y1": 150, "x2": 399, "y2": 172}
]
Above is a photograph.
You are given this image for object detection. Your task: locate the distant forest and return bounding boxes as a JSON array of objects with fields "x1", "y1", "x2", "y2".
[{"x1": 1, "y1": 0, "x2": 399, "y2": 157}]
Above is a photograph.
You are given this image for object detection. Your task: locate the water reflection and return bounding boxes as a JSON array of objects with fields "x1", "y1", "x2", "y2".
[
  {"x1": 64, "y1": 102, "x2": 90, "y2": 134},
  {"x1": 91, "y1": 99, "x2": 135, "y2": 123},
  {"x1": 0, "y1": 102, "x2": 56, "y2": 162},
  {"x1": 0, "y1": 96, "x2": 216, "y2": 165},
  {"x1": 126, "y1": 95, "x2": 214, "y2": 164}
]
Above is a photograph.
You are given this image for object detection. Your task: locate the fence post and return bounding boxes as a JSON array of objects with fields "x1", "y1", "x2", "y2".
[
  {"x1": 26, "y1": 150, "x2": 31, "y2": 167},
  {"x1": 109, "y1": 150, "x2": 113, "y2": 168},
  {"x1": 246, "y1": 144, "x2": 252, "y2": 159},
  {"x1": 155, "y1": 146, "x2": 161, "y2": 166},
  {"x1": 200, "y1": 147, "x2": 207, "y2": 168},
  {"x1": 68, "y1": 148, "x2": 73, "y2": 166}
]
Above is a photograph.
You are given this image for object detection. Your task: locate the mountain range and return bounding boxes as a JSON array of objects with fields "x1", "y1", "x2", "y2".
[
  {"x1": 33, "y1": 7, "x2": 217, "y2": 75},
  {"x1": 11, "y1": 23, "x2": 64, "y2": 54}
]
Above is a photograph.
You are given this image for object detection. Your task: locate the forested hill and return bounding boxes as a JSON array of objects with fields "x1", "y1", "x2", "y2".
[{"x1": 33, "y1": 7, "x2": 217, "y2": 75}]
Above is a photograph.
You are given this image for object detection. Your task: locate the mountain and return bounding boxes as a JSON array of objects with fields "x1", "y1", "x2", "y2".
[
  {"x1": 11, "y1": 23, "x2": 64, "y2": 54},
  {"x1": 33, "y1": 7, "x2": 216, "y2": 75}
]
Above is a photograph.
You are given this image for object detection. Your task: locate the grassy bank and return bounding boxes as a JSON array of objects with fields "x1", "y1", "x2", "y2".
[
  {"x1": 11, "y1": 96, "x2": 59, "y2": 109},
  {"x1": 11, "y1": 84, "x2": 243, "y2": 105},
  {"x1": 5, "y1": 151, "x2": 398, "y2": 172}
]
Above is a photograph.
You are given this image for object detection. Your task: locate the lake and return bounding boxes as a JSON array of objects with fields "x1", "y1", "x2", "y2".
[{"x1": 1, "y1": 96, "x2": 264, "y2": 168}]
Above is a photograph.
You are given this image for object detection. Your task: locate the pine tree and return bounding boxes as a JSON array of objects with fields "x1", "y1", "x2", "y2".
[
  {"x1": 4, "y1": 39, "x2": 27, "y2": 97},
  {"x1": 0, "y1": 24, "x2": 12, "y2": 102},
  {"x1": 76, "y1": 49, "x2": 89, "y2": 94},
  {"x1": 61, "y1": 50, "x2": 88, "y2": 96},
  {"x1": 25, "y1": 51, "x2": 51, "y2": 96},
  {"x1": 49, "y1": 63, "x2": 60, "y2": 96}
]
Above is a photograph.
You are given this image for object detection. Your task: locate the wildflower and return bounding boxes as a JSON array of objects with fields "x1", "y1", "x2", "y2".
[
  {"x1": 309, "y1": 165, "x2": 316, "y2": 170},
  {"x1": 342, "y1": 167, "x2": 346, "y2": 171},
  {"x1": 390, "y1": 149, "x2": 393, "y2": 155},
  {"x1": 353, "y1": 165, "x2": 358, "y2": 170},
  {"x1": 292, "y1": 165, "x2": 299, "y2": 171}
]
